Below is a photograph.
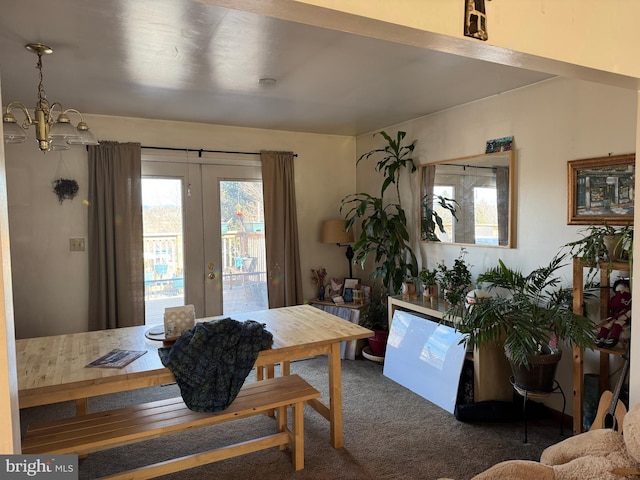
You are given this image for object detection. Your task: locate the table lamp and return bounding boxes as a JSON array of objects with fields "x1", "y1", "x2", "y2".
[{"x1": 321, "y1": 219, "x2": 355, "y2": 278}]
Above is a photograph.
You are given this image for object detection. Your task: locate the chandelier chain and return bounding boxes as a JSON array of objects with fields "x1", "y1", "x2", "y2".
[{"x1": 35, "y1": 53, "x2": 50, "y2": 112}]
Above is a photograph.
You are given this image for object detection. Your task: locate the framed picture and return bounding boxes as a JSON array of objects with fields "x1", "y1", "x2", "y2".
[
  {"x1": 342, "y1": 278, "x2": 359, "y2": 303},
  {"x1": 567, "y1": 154, "x2": 635, "y2": 225},
  {"x1": 343, "y1": 278, "x2": 360, "y2": 290}
]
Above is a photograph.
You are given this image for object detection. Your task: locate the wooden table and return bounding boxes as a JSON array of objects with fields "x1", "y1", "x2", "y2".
[{"x1": 16, "y1": 304, "x2": 373, "y2": 448}]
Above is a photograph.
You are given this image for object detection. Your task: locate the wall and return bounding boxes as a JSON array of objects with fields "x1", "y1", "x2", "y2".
[
  {"x1": 355, "y1": 76, "x2": 637, "y2": 415},
  {"x1": 5, "y1": 116, "x2": 356, "y2": 338},
  {"x1": 288, "y1": 0, "x2": 640, "y2": 80}
]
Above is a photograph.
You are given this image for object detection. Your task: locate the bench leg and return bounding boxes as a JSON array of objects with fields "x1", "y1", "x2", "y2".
[
  {"x1": 276, "y1": 405, "x2": 286, "y2": 452},
  {"x1": 291, "y1": 401, "x2": 305, "y2": 471}
]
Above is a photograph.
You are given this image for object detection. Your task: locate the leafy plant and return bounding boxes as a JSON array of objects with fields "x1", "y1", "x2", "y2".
[
  {"x1": 359, "y1": 285, "x2": 388, "y2": 331},
  {"x1": 563, "y1": 224, "x2": 633, "y2": 285},
  {"x1": 417, "y1": 267, "x2": 438, "y2": 287},
  {"x1": 453, "y1": 253, "x2": 594, "y2": 368},
  {"x1": 435, "y1": 248, "x2": 473, "y2": 306},
  {"x1": 342, "y1": 193, "x2": 417, "y2": 295},
  {"x1": 421, "y1": 193, "x2": 459, "y2": 241},
  {"x1": 356, "y1": 130, "x2": 416, "y2": 206},
  {"x1": 52, "y1": 178, "x2": 79, "y2": 204},
  {"x1": 342, "y1": 130, "x2": 419, "y2": 295}
]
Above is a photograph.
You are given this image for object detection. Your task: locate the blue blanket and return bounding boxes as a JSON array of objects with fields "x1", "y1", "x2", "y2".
[{"x1": 158, "y1": 318, "x2": 273, "y2": 412}]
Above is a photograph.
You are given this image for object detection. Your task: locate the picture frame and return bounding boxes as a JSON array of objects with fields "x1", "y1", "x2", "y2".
[
  {"x1": 567, "y1": 154, "x2": 635, "y2": 225},
  {"x1": 342, "y1": 278, "x2": 360, "y2": 303},
  {"x1": 343, "y1": 278, "x2": 360, "y2": 290}
]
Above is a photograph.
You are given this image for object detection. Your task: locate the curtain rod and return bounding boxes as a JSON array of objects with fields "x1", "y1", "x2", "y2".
[
  {"x1": 440, "y1": 163, "x2": 497, "y2": 171},
  {"x1": 140, "y1": 145, "x2": 298, "y2": 158}
]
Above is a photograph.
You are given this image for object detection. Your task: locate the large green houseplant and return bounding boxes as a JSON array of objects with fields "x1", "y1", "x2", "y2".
[
  {"x1": 453, "y1": 254, "x2": 595, "y2": 392},
  {"x1": 342, "y1": 130, "x2": 459, "y2": 295},
  {"x1": 341, "y1": 131, "x2": 418, "y2": 295}
]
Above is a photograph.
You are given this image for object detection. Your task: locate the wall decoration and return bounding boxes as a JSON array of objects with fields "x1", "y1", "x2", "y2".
[
  {"x1": 567, "y1": 154, "x2": 635, "y2": 225},
  {"x1": 464, "y1": 0, "x2": 489, "y2": 41},
  {"x1": 485, "y1": 136, "x2": 513, "y2": 153}
]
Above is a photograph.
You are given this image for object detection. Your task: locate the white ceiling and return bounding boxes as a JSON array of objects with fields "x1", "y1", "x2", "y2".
[{"x1": 0, "y1": 0, "x2": 554, "y2": 137}]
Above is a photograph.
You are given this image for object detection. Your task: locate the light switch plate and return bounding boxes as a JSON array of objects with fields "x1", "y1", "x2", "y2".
[{"x1": 69, "y1": 238, "x2": 85, "y2": 251}]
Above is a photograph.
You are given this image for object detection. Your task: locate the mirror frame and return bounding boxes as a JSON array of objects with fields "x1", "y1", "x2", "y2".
[{"x1": 419, "y1": 150, "x2": 516, "y2": 248}]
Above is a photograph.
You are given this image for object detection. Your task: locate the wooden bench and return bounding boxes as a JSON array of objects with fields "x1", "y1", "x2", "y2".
[{"x1": 22, "y1": 374, "x2": 320, "y2": 479}]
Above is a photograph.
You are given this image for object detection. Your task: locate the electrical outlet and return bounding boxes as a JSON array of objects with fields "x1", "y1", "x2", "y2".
[{"x1": 69, "y1": 237, "x2": 85, "y2": 252}]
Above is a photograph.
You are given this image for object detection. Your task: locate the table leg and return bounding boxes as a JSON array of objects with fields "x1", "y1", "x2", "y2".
[
  {"x1": 328, "y1": 342, "x2": 343, "y2": 448},
  {"x1": 75, "y1": 398, "x2": 88, "y2": 416}
]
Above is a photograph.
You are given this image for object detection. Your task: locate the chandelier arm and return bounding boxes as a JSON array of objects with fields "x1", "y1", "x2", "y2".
[
  {"x1": 5, "y1": 101, "x2": 34, "y2": 129},
  {"x1": 48, "y1": 102, "x2": 65, "y2": 124},
  {"x1": 61, "y1": 108, "x2": 84, "y2": 122}
]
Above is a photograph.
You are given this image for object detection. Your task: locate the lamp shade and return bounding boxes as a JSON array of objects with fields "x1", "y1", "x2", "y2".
[{"x1": 321, "y1": 219, "x2": 354, "y2": 244}]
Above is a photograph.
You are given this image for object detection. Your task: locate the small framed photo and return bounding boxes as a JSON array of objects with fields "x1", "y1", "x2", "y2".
[
  {"x1": 342, "y1": 278, "x2": 359, "y2": 303},
  {"x1": 343, "y1": 288, "x2": 354, "y2": 303},
  {"x1": 343, "y1": 278, "x2": 360, "y2": 290}
]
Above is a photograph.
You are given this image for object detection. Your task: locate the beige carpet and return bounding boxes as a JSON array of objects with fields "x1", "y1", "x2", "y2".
[{"x1": 20, "y1": 356, "x2": 564, "y2": 480}]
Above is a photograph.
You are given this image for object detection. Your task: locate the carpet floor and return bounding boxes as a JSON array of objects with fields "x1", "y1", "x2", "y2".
[{"x1": 20, "y1": 356, "x2": 566, "y2": 480}]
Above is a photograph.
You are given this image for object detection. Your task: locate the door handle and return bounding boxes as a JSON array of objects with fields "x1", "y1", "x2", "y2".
[{"x1": 208, "y1": 272, "x2": 216, "y2": 280}]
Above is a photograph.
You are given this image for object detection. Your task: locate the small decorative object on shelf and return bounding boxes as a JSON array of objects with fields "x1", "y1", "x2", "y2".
[
  {"x1": 595, "y1": 278, "x2": 631, "y2": 349},
  {"x1": 311, "y1": 267, "x2": 327, "y2": 301},
  {"x1": 401, "y1": 281, "x2": 417, "y2": 299},
  {"x1": 353, "y1": 285, "x2": 365, "y2": 304}
]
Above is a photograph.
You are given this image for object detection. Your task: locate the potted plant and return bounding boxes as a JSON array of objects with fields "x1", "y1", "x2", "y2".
[
  {"x1": 435, "y1": 248, "x2": 473, "y2": 308},
  {"x1": 341, "y1": 130, "x2": 418, "y2": 296},
  {"x1": 452, "y1": 253, "x2": 595, "y2": 392},
  {"x1": 358, "y1": 285, "x2": 389, "y2": 357},
  {"x1": 52, "y1": 178, "x2": 79, "y2": 204},
  {"x1": 563, "y1": 224, "x2": 633, "y2": 284},
  {"x1": 417, "y1": 267, "x2": 438, "y2": 301}
]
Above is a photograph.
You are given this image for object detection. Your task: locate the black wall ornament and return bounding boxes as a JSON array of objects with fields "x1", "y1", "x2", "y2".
[
  {"x1": 52, "y1": 153, "x2": 79, "y2": 203},
  {"x1": 464, "y1": 0, "x2": 490, "y2": 41},
  {"x1": 52, "y1": 178, "x2": 79, "y2": 204}
]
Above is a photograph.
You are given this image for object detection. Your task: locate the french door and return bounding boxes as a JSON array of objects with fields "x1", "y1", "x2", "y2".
[{"x1": 141, "y1": 158, "x2": 266, "y2": 324}]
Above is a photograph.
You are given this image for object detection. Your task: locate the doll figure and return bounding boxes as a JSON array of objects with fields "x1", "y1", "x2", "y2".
[{"x1": 595, "y1": 278, "x2": 631, "y2": 349}]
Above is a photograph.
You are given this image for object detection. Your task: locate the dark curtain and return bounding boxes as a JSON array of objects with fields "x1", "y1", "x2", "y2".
[
  {"x1": 260, "y1": 151, "x2": 303, "y2": 307},
  {"x1": 87, "y1": 141, "x2": 144, "y2": 330}
]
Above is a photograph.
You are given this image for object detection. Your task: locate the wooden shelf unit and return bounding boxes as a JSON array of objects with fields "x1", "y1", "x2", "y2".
[{"x1": 572, "y1": 257, "x2": 629, "y2": 434}]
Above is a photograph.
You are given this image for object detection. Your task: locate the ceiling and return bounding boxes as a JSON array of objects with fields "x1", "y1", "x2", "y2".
[{"x1": 0, "y1": 0, "x2": 554, "y2": 137}]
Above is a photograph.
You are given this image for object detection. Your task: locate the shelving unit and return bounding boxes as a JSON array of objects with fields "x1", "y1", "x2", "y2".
[{"x1": 572, "y1": 257, "x2": 629, "y2": 434}]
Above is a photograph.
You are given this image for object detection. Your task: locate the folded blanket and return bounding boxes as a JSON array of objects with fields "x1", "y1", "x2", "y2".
[{"x1": 158, "y1": 317, "x2": 273, "y2": 412}]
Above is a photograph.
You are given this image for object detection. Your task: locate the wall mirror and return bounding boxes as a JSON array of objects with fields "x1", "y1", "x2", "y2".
[{"x1": 420, "y1": 150, "x2": 515, "y2": 248}]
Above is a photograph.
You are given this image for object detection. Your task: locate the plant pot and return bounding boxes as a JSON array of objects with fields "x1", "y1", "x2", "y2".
[
  {"x1": 422, "y1": 284, "x2": 438, "y2": 299},
  {"x1": 367, "y1": 329, "x2": 389, "y2": 357},
  {"x1": 508, "y1": 349, "x2": 562, "y2": 393},
  {"x1": 604, "y1": 234, "x2": 628, "y2": 262}
]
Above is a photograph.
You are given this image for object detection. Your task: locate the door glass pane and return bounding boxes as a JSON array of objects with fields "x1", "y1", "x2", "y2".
[
  {"x1": 142, "y1": 178, "x2": 185, "y2": 325},
  {"x1": 219, "y1": 180, "x2": 268, "y2": 314}
]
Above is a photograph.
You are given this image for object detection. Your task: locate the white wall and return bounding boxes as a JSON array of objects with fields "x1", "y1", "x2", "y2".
[
  {"x1": 355, "y1": 76, "x2": 637, "y2": 415},
  {"x1": 5, "y1": 116, "x2": 356, "y2": 338}
]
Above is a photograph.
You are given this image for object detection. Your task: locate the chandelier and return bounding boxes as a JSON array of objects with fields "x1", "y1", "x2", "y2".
[{"x1": 2, "y1": 43, "x2": 98, "y2": 152}]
